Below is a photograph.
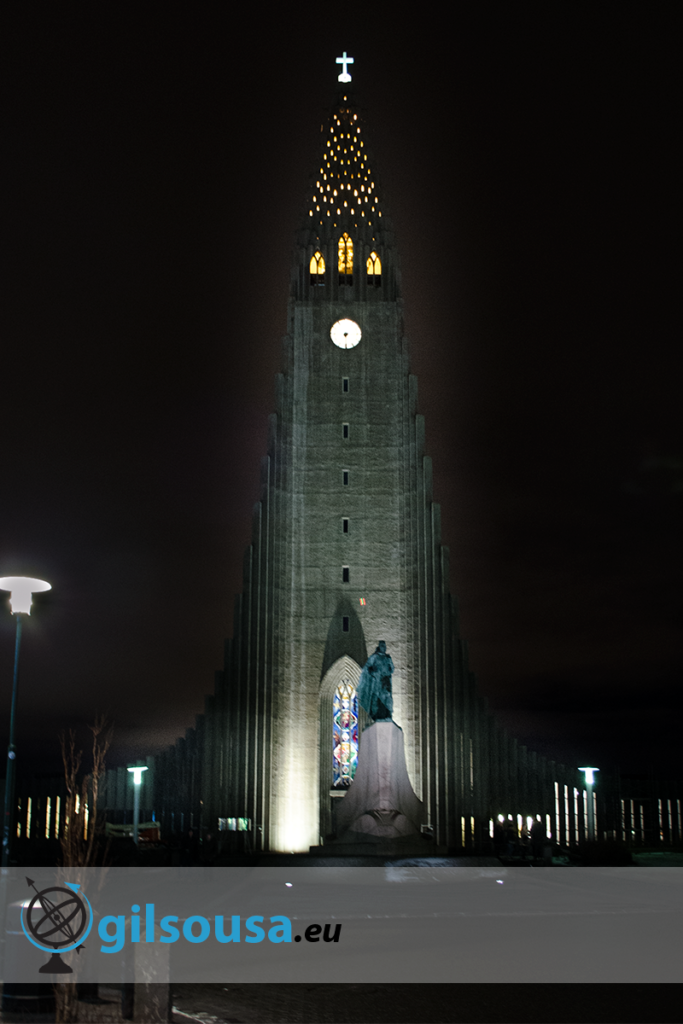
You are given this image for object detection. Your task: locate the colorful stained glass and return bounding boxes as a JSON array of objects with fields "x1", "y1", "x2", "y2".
[{"x1": 333, "y1": 679, "x2": 359, "y2": 788}]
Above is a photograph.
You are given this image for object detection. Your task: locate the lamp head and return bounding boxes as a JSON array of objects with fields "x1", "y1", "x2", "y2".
[
  {"x1": 0, "y1": 576, "x2": 52, "y2": 615},
  {"x1": 579, "y1": 767, "x2": 599, "y2": 785},
  {"x1": 127, "y1": 766, "x2": 148, "y2": 786}
]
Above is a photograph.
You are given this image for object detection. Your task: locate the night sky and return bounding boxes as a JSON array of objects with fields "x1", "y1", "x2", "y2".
[{"x1": 3, "y1": 10, "x2": 681, "y2": 783}]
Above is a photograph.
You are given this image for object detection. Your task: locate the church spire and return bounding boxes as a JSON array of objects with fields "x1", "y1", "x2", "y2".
[
  {"x1": 305, "y1": 78, "x2": 385, "y2": 239},
  {"x1": 296, "y1": 55, "x2": 395, "y2": 302}
]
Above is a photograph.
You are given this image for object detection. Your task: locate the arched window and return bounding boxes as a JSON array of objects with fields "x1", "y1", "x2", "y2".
[
  {"x1": 309, "y1": 251, "x2": 325, "y2": 285},
  {"x1": 366, "y1": 251, "x2": 382, "y2": 286},
  {"x1": 333, "y1": 678, "x2": 359, "y2": 787},
  {"x1": 338, "y1": 233, "x2": 353, "y2": 283}
]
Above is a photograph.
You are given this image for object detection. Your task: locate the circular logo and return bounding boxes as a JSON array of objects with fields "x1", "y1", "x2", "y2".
[{"x1": 22, "y1": 884, "x2": 93, "y2": 954}]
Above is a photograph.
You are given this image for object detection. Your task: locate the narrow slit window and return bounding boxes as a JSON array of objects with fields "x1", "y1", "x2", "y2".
[
  {"x1": 342, "y1": 423, "x2": 349, "y2": 439},
  {"x1": 342, "y1": 518, "x2": 349, "y2": 534},
  {"x1": 342, "y1": 566, "x2": 350, "y2": 583},
  {"x1": 342, "y1": 377, "x2": 349, "y2": 393},
  {"x1": 342, "y1": 470, "x2": 349, "y2": 486},
  {"x1": 342, "y1": 616, "x2": 350, "y2": 633}
]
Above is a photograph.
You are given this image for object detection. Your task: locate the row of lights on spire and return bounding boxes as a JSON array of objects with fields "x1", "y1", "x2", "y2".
[{"x1": 306, "y1": 56, "x2": 383, "y2": 225}]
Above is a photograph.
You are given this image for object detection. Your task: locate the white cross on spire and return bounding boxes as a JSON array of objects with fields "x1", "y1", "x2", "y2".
[{"x1": 336, "y1": 52, "x2": 354, "y2": 83}]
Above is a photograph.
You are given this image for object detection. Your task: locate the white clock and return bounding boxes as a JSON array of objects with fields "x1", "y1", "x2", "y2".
[{"x1": 330, "y1": 318, "x2": 362, "y2": 349}]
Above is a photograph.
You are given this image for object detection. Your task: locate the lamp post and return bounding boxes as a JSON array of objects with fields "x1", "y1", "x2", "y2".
[
  {"x1": 0, "y1": 576, "x2": 52, "y2": 867},
  {"x1": 127, "y1": 766, "x2": 148, "y2": 845},
  {"x1": 579, "y1": 767, "x2": 599, "y2": 841}
]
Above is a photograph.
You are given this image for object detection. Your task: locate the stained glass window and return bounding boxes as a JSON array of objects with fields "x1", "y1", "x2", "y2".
[{"x1": 333, "y1": 679, "x2": 359, "y2": 787}]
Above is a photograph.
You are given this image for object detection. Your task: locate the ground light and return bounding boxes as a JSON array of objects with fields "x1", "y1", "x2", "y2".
[
  {"x1": 0, "y1": 576, "x2": 51, "y2": 866},
  {"x1": 127, "y1": 766, "x2": 148, "y2": 845}
]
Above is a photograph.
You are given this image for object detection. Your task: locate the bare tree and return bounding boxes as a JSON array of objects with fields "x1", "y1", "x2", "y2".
[
  {"x1": 55, "y1": 715, "x2": 113, "y2": 1022},
  {"x1": 59, "y1": 714, "x2": 112, "y2": 869}
]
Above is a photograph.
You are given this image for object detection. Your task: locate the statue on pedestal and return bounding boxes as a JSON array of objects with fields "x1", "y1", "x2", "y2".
[
  {"x1": 332, "y1": 640, "x2": 428, "y2": 848},
  {"x1": 357, "y1": 640, "x2": 394, "y2": 721}
]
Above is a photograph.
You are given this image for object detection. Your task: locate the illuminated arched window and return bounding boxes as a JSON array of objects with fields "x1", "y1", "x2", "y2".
[
  {"x1": 338, "y1": 233, "x2": 353, "y2": 283},
  {"x1": 366, "y1": 251, "x2": 382, "y2": 286},
  {"x1": 309, "y1": 251, "x2": 325, "y2": 285},
  {"x1": 333, "y1": 678, "x2": 359, "y2": 787}
]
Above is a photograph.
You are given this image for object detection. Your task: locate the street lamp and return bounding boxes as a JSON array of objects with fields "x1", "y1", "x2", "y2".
[
  {"x1": 127, "y1": 766, "x2": 148, "y2": 845},
  {"x1": 0, "y1": 576, "x2": 52, "y2": 866},
  {"x1": 579, "y1": 767, "x2": 599, "y2": 841}
]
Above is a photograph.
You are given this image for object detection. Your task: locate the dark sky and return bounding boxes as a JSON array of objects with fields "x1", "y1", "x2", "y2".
[{"x1": 2, "y1": 10, "x2": 681, "y2": 782}]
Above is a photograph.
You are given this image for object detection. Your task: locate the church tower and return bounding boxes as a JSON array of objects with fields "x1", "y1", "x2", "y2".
[{"x1": 211, "y1": 57, "x2": 482, "y2": 852}]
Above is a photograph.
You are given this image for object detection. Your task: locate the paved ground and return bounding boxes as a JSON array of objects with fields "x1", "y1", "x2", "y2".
[
  {"x1": 3, "y1": 983, "x2": 682, "y2": 1023},
  {"x1": 2, "y1": 854, "x2": 682, "y2": 1022},
  {"x1": 170, "y1": 983, "x2": 683, "y2": 1023}
]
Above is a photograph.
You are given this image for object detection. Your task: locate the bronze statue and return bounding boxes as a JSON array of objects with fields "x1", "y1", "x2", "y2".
[{"x1": 358, "y1": 641, "x2": 394, "y2": 721}]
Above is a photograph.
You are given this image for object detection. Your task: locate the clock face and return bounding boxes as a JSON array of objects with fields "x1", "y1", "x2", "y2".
[{"x1": 330, "y1": 318, "x2": 362, "y2": 349}]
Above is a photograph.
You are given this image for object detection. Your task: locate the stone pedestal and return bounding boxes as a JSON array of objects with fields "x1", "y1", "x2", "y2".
[{"x1": 335, "y1": 721, "x2": 427, "y2": 842}]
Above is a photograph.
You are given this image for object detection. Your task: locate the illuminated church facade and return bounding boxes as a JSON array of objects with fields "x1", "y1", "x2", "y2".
[
  {"x1": 11, "y1": 59, "x2": 683, "y2": 860},
  {"x1": 154, "y1": 56, "x2": 587, "y2": 854}
]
